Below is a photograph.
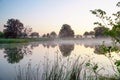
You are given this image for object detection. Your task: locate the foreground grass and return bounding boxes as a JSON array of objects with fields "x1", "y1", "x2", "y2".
[{"x1": 15, "y1": 56, "x2": 119, "y2": 80}]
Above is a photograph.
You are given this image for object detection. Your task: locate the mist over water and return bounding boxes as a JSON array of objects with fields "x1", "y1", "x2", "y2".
[{"x1": 0, "y1": 38, "x2": 119, "y2": 80}]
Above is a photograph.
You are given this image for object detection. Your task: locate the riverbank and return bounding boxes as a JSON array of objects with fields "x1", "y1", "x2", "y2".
[
  {"x1": 0, "y1": 38, "x2": 53, "y2": 43},
  {"x1": 0, "y1": 38, "x2": 28, "y2": 43}
]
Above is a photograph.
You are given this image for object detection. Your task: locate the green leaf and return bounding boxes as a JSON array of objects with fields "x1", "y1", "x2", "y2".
[
  {"x1": 92, "y1": 64, "x2": 98, "y2": 71},
  {"x1": 115, "y1": 60, "x2": 120, "y2": 66}
]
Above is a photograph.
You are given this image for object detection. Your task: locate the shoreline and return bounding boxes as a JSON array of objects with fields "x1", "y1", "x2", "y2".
[{"x1": 0, "y1": 37, "x2": 113, "y2": 44}]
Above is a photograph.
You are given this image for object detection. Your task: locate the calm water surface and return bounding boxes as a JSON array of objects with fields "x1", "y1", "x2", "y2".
[{"x1": 0, "y1": 39, "x2": 119, "y2": 80}]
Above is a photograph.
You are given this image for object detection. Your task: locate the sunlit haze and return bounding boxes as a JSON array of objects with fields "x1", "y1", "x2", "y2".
[{"x1": 0, "y1": 0, "x2": 119, "y2": 35}]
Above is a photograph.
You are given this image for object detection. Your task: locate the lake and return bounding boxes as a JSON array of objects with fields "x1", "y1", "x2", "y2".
[{"x1": 0, "y1": 38, "x2": 120, "y2": 80}]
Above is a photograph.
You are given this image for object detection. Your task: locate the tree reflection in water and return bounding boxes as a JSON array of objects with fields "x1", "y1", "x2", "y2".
[
  {"x1": 3, "y1": 44, "x2": 32, "y2": 64},
  {"x1": 42, "y1": 43, "x2": 57, "y2": 48},
  {"x1": 30, "y1": 42, "x2": 39, "y2": 49},
  {"x1": 59, "y1": 44, "x2": 74, "y2": 57}
]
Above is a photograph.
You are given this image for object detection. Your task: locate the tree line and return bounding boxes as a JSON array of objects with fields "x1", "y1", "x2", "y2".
[
  {"x1": 0, "y1": 18, "x2": 39, "y2": 38},
  {"x1": 0, "y1": 18, "x2": 109, "y2": 39},
  {"x1": 0, "y1": 18, "x2": 74, "y2": 38}
]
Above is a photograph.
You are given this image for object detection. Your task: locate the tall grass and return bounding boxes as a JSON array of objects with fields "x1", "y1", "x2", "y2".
[{"x1": 15, "y1": 55, "x2": 119, "y2": 80}]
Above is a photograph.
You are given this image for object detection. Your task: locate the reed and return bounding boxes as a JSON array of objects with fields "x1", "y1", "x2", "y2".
[{"x1": 15, "y1": 55, "x2": 118, "y2": 80}]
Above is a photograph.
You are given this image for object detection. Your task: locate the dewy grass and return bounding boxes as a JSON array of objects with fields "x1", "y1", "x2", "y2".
[
  {"x1": 0, "y1": 38, "x2": 28, "y2": 43},
  {"x1": 0, "y1": 38, "x2": 53, "y2": 43},
  {"x1": 15, "y1": 53, "x2": 119, "y2": 80}
]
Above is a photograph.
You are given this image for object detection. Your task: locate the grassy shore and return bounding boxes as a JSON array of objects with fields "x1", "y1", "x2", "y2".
[
  {"x1": 0, "y1": 38, "x2": 29, "y2": 43},
  {"x1": 0, "y1": 38, "x2": 53, "y2": 43},
  {"x1": 0, "y1": 37, "x2": 112, "y2": 44}
]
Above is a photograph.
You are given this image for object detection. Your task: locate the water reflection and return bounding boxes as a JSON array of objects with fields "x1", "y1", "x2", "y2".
[
  {"x1": 94, "y1": 45, "x2": 100, "y2": 54},
  {"x1": 42, "y1": 43, "x2": 57, "y2": 48},
  {"x1": 3, "y1": 44, "x2": 32, "y2": 64},
  {"x1": 83, "y1": 44, "x2": 95, "y2": 48},
  {"x1": 1, "y1": 41, "x2": 119, "y2": 64},
  {"x1": 4, "y1": 47, "x2": 24, "y2": 63},
  {"x1": 30, "y1": 42, "x2": 39, "y2": 49},
  {"x1": 59, "y1": 44, "x2": 74, "y2": 57}
]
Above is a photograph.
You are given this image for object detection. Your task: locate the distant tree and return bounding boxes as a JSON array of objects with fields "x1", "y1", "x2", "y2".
[
  {"x1": 89, "y1": 31, "x2": 95, "y2": 35},
  {"x1": 50, "y1": 31, "x2": 57, "y2": 38},
  {"x1": 22, "y1": 27, "x2": 32, "y2": 38},
  {"x1": 46, "y1": 33, "x2": 50, "y2": 38},
  {"x1": 42, "y1": 34, "x2": 46, "y2": 38},
  {"x1": 0, "y1": 31, "x2": 4, "y2": 38},
  {"x1": 59, "y1": 24, "x2": 74, "y2": 38},
  {"x1": 4, "y1": 18, "x2": 24, "y2": 38},
  {"x1": 83, "y1": 31, "x2": 89, "y2": 36},
  {"x1": 76, "y1": 35, "x2": 82, "y2": 38},
  {"x1": 83, "y1": 31, "x2": 95, "y2": 36},
  {"x1": 30, "y1": 32, "x2": 39, "y2": 38},
  {"x1": 94, "y1": 26, "x2": 109, "y2": 37}
]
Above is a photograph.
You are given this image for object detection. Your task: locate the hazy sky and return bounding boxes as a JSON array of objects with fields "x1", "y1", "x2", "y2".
[{"x1": 0, "y1": 0, "x2": 119, "y2": 35}]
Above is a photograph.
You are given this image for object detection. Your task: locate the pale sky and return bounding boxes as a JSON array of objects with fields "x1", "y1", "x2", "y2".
[{"x1": 0, "y1": 0, "x2": 119, "y2": 35}]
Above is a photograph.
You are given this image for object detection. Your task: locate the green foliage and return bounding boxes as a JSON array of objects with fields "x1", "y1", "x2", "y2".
[
  {"x1": 94, "y1": 22, "x2": 102, "y2": 26},
  {"x1": 94, "y1": 26, "x2": 109, "y2": 37},
  {"x1": 86, "y1": 62, "x2": 90, "y2": 66},
  {"x1": 98, "y1": 77, "x2": 117, "y2": 80},
  {"x1": 92, "y1": 64, "x2": 98, "y2": 71},
  {"x1": 0, "y1": 38, "x2": 54, "y2": 43},
  {"x1": 115, "y1": 60, "x2": 120, "y2": 74},
  {"x1": 104, "y1": 23, "x2": 120, "y2": 42},
  {"x1": 98, "y1": 43, "x2": 120, "y2": 54},
  {"x1": 0, "y1": 31, "x2": 4, "y2": 38},
  {"x1": 115, "y1": 60, "x2": 120, "y2": 66},
  {"x1": 90, "y1": 2, "x2": 120, "y2": 42},
  {"x1": 0, "y1": 39, "x2": 29, "y2": 43},
  {"x1": 90, "y1": 9, "x2": 106, "y2": 19}
]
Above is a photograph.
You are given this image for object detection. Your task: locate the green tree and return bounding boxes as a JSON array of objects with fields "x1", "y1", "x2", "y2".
[
  {"x1": 4, "y1": 18, "x2": 24, "y2": 38},
  {"x1": 94, "y1": 26, "x2": 109, "y2": 37},
  {"x1": 59, "y1": 24, "x2": 74, "y2": 38},
  {"x1": 0, "y1": 31, "x2": 4, "y2": 38},
  {"x1": 90, "y1": 2, "x2": 120, "y2": 42}
]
